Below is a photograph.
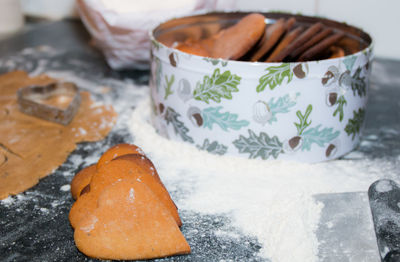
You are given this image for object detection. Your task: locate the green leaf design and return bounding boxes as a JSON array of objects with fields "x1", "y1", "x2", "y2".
[
  {"x1": 295, "y1": 105, "x2": 313, "y2": 135},
  {"x1": 155, "y1": 57, "x2": 162, "y2": 92},
  {"x1": 351, "y1": 67, "x2": 367, "y2": 97},
  {"x1": 256, "y1": 63, "x2": 293, "y2": 92},
  {"x1": 333, "y1": 95, "x2": 347, "y2": 122},
  {"x1": 193, "y1": 68, "x2": 241, "y2": 104},
  {"x1": 203, "y1": 57, "x2": 228, "y2": 67},
  {"x1": 164, "y1": 107, "x2": 194, "y2": 143},
  {"x1": 233, "y1": 130, "x2": 283, "y2": 160},
  {"x1": 343, "y1": 55, "x2": 357, "y2": 71},
  {"x1": 164, "y1": 74, "x2": 175, "y2": 100},
  {"x1": 197, "y1": 139, "x2": 227, "y2": 155},
  {"x1": 201, "y1": 107, "x2": 249, "y2": 131},
  {"x1": 268, "y1": 93, "x2": 299, "y2": 123},
  {"x1": 345, "y1": 108, "x2": 365, "y2": 140},
  {"x1": 301, "y1": 125, "x2": 340, "y2": 151}
]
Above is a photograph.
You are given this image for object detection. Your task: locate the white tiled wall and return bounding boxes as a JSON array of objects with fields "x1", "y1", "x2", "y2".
[{"x1": 233, "y1": 0, "x2": 400, "y2": 60}]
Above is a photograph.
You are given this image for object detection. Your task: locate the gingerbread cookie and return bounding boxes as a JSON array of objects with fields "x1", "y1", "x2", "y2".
[
  {"x1": 69, "y1": 156, "x2": 181, "y2": 228},
  {"x1": 70, "y1": 164, "x2": 96, "y2": 200},
  {"x1": 74, "y1": 179, "x2": 190, "y2": 260}
]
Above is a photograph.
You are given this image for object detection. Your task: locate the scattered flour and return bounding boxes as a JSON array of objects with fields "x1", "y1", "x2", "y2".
[
  {"x1": 1, "y1": 47, "x2": 398, "y2": 261},
  {"x1": 128, "y1": 97, "x2": 399, "y2": 262},
  {"x1": 40, "y1": 207, "x2": 49, "y2": 214},
  {"x1": 1, "y1": 196, "x2": 15, "y2": 207},
  {"x1": 60, "y1": 185, "x2": 71, "y2": 192}
]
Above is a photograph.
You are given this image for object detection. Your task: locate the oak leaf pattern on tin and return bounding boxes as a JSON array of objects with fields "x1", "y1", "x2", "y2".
[
  {"x1": 351, "y1": 67, "x2": 367, "y2": 97},
  {"x1": 267, "y1": 93, "x2": 299, "y2": 124},
  {"x1": 233, "y1": 130, "x2": 283, "y2": 160},
  {"x1": 202, "y1": 107, "x2": 249, "y2": 131},
  {"x1": 164, "y1": 74, "x2": 174, "y2": 100},
  {"x1": 257, "y1": 63, "x2": 293, "y2": 92},
  {"x1": 202, "y1": 57, "x2": 228, "y2": 67},
  {"x1": 294, "y1": 105, "x2": 340, "y2": 151},
  {"x1": 345, "y1": 108, "x2": 365, "y2": 140},
  {"x1": 164, "y1": 106, "x2": 194, "y2": 143},
  {"x1": 301, "y1": 125, "x2": 340, "y2": 151},
  {"x1": 333, "y1": 95, "x2": 347, "y2": 122},
  {"x1": 197, "y1": 139, "x2": 227, "y2": 155},
  {"x1": 193, "y1": 68, "x2": 241, "y2": 104},
  {"x1": 295, "y1": 105, "x2": 313, "y2": 136}
]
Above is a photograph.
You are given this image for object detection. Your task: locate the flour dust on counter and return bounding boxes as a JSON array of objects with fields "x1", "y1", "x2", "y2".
[
  {"x1": 1, "y1": 45, "x2": 400, "y2": 261},
  {"x1": 128, "y1": 97, "x2": 400, "y2": 262}
]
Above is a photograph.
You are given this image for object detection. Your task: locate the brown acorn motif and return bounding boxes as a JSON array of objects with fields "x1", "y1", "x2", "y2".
[
  {"x1": 169, "y1": 52, "x2": 178, "y2": 67},
  {"x1": 187, "y1": 106, "x2": 203, "y2": 127},
  {"x1": 158, "y1": 103, "x2": 165, "y2": 115},
  {"x1": 289, "y1": 136, "x2": 302, "y2": 150},
  {"x1": 283, "y1": 136, "x2": 303, "y2": 153},
  {"x1": 325, "y1": 91, "x2": 338, "y2": 107},
  {"x1": 325, "y1": 143, "x2": 337, "y2": 158},
  {"x1": 321, "y1": 65, "x2": 339, "y2": 86},
  {"x1": 292, "y1": 63, "x2": 309, "y2": 79},
  {"x1": 325, "y1": 139, "x2": 340, "y2": 158}
]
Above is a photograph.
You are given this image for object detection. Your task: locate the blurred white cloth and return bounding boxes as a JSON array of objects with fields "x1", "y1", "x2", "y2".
[
  {"x1": 0, "y1": 0, "x2": 24, "y2": 38},
  {"x1": 76, "y1": 0, "x2": 236, "y2": 69}
]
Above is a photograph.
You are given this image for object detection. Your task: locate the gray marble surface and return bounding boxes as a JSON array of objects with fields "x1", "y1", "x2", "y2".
[{"x1": 0, "y1": 20, "x2": 399, "y2": 262}]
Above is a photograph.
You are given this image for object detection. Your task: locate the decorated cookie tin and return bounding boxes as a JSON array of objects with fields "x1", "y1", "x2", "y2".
[{"x1": 149, "y1": 12, "x2": 373, "y2": 163}]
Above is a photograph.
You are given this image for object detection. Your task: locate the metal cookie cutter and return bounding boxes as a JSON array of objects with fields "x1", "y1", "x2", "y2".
[{"x1": 17, "y1": 82, "x2": 81, "y2": 125}]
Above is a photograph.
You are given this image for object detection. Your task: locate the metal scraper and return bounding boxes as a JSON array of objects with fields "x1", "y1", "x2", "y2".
[
  {"x1": 368, "y1": 179, "x2": 400, "y2": 262},
  {"x1": 314, "y1": 192, "x2": 380, "y2": 261}
]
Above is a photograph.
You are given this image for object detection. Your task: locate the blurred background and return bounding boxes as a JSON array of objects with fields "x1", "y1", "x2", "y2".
[{"x1": 0, "y1": 0, "x2": 397, "y2": 61}]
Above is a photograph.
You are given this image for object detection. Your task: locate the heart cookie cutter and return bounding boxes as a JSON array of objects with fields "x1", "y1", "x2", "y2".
[{"x1": 17, "y1": 82, "x2": 81, "y2": 125}]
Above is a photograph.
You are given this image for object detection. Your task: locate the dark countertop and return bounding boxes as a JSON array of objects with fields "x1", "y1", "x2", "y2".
[{"x1": 0, "y1": 20, "x2": 399, "y2": 262}]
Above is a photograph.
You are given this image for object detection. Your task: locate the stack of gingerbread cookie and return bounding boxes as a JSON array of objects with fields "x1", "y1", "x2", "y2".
[
  {"x1": 69, "y1": 144, "x2": 190, "y2": 260},
  {"x1": 174, "y1": 13, "x2": 352, "y2": 62}
]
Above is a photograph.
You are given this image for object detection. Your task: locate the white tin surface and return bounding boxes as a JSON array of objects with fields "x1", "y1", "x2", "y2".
[{"x1": 149, "y1": 13, "x2": 373, "y2": 163}]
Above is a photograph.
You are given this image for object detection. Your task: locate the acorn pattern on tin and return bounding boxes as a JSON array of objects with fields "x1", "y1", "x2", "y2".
[{"x1": 149, "y1": 41, "x2": 373, "y2": 162}]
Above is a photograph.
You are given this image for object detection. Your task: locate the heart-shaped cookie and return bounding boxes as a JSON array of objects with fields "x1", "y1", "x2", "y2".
[
  {"x1": 69, "y1": 156, "x2": 181, "y2": 228},
  {"x1": 71, "y1": 144, "x2": 146, "y2": 200},
  {"x1": 74, "y1": 179, "x2": 190, "y2": 260},
  {"x1": 96, "y1": 143, "x2": 145, "y2": 169}
]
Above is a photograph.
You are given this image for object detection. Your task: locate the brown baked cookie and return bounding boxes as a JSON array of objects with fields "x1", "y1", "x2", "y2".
[
  {"x1": 298, "y1": 31, "x2": 345, "y2": 61},
  {"x1": 175, "y1": 40, "x2": 210, "y2": 57},
  {"x1": 266, "y1": 26, "x2": 304, "y2": 62},
  {"x1": 96, "y1": 143, "x2": 144, "y2": 169},
  {"x1": 69, "y1": 157, "x2": 181, "y2": 228},
  {"x1": 114, "y1": 154, "x2": 167, "y2": 191},
  {"x1": 70, "y1": 164, "x2": 96, "y2": 200},
  {"x1": 211, "y1": 13, "x2": 266, "y2": 60},
  {"x1": 289, "y1": 27, "x2": 333, "y2": 59},
  {"x1": 268, "y1": 22, "x2": 323, "y2": 62},
  {"x1": 74, "y1": 179, "x2": 190, "y2": 260},
  {"x1": 70, "y1": 143, "x2": 145, "y2": 200},
  {"x1": 250, "y1": 18, "x2": 286, "y2": 62},
  {"x1": 328, "y1": 45, "x2": 345, "y2": 59}
]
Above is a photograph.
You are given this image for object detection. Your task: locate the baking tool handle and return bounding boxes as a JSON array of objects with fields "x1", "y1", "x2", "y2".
[{"x1": 368, "y1": 179, "x2": 400, "y2": 262}]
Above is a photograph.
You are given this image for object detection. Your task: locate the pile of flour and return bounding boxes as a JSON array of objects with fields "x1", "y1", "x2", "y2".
[{"x1": 129, "y1": 97, "x2": 399, "y2": 262}]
